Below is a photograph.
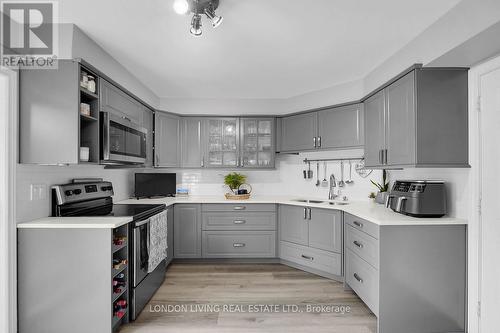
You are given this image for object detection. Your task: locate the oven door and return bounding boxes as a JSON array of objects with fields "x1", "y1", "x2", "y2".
[
  {"x1": 101, "y1": 112, "x2": 147, "y2": 164},
  {"x1": 133, "y1": 219, "x2": 150, "y2": 287}
]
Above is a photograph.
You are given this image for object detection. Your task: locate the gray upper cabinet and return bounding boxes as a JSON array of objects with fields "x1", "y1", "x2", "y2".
[
  {"x1": 308, "y1": 208, "x2": 342, "y2": 253},
  {"x1": 364, "y1": 91, "x2": 386, "y2": 168},
  {"x1": 143, "y1": 108, "x2": 154, "y2": 167},
  {"x1": 363, "y1": 67, "x2": 469, "y2": 168},
  {"x1": 205, "y1": 118, "x2": 240, "y2": 168},
  {"x1": 281, "y1": 112, "x2": 318, "y2": 152},
  {"x1": 100, "y1": 79, "x2": 143, "y2": 125},
  {"x1": 317, "y1": 104, "x2": 364, "y2": 150},
  {"x1": 240, "y1": 118, "x2": 275, "y2": 168},
  {"x1": 280, "y1": 104, "x2": 364, "y2": 153},
  {"x1": 154, "y1": 112, "x2": 180, "y2": 167},
  {"x1": 174, "y1": 204, "x2": 202, "y2": 258},
  {"x1": 180, "y1": 118, "x2": 204, "y2": 168}
]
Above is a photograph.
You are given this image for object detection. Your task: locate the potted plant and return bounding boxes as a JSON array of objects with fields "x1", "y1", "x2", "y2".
[
  {"x1": 224, "y1": 172, "x2": 252, "y2": 199},
  {"x1": 370, "y1": 169, "x2": 390, "y2": 204}
]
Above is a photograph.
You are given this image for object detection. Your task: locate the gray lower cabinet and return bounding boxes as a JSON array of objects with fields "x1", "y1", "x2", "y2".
[
  {"x1": 364, "y1": 67, "x2": 469, "y2": 168},
  {"x1": 343, "y1": 213, "x2": 466, "y2": 333},
  {"x1": 180, "y1": 117, "x2": 204, "y2": 168},
  {"x1": 202, "y1": 231, "x2": 276, "y2": 258},
  {"x1": 279, "y1": 205, "x2": 342, "y2": 277},
  {"x1": 155, "y1": 112, "x2": 180, "y2": 167},
  {"x1": 174, "y1": 204, "x2": 201, "y2": 258}
]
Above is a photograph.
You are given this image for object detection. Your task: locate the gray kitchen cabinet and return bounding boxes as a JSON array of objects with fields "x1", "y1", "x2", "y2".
[
  {"x1": 240, "y1": 118, "x2": 275, "y2": 168},
  {"x1": 308, "y1": 208, "x2": 342, "y2": 253},
  {"x1": 166, "y1": 207, "x2": 174, "y2": 265},
  {"x1": 364, "y1": 90, "x2": 386, "y2": 168},
  {"x1": 174, "y1": 204, "x2": 202, "y2": 258},
  {"x1": 19, "y1": 59, "x2": 101, "y2": 164},
  {"x1": 363, "y1": 66, "x2": 469, "y2": 168},
  {"x1": 202, "y1": 231, "x2": 276, "y2": 258},
  {"x1": 317, "y1": 104, "x2": 364, "y2": 150},
  {"x1": 280, "y1": 112, "x2": 318, "y2": 152},
  {"x1": 143, "y1": 107, "x2": 154, "y2": 167},
  {"x1": 100, "y1": 79, "x2": 143, "y2": 124},
  {"x1": 180, "y1": 118, "x2": 204, "y2": 168},
  {"x1": 204, "y1": 118, "x2": 240, "y2": 168},
  {"x1": 279, "y1": 205, "x2": 309, "y2": 246},
  {"x1": 155, "y1": 112, "x2": 180, "y2": 167}
]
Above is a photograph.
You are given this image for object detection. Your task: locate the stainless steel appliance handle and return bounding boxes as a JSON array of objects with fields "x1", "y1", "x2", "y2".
[
  {"x1": 353, "y1": 240, "x2": 364, "y2": 248},
  {"x1": 233, "y1": 243, "x2": 246, "y2": 248},
  {"x1": 233, "y1": 220, "x2": 246, "y2": 224},
  {"x1": 396, "y1": 197, "x2": 407, "y2": 212},
  {"x1": 354, "y1": 273, "x2": 363, "y2": 283},
  {"x1": 102, "y1": 112, "x2": 110, "y2": 161},
  {"x1": 135, "y1": 219, "x2": 150, "y2": 227},
  {"x1": 301, "y1": 254, "x2": 314, "y2": 261},
  {"x1": 385, "y1": 195, "x2": 394, "y2": 208}
]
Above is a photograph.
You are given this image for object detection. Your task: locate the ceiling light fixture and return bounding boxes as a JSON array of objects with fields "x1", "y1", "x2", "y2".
[{"x1": 174, "y1": 0, "x2": 223, "y2": 37}]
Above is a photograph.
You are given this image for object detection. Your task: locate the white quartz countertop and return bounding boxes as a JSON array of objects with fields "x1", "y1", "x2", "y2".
[
  {"x1": 118, "y1": 196, "x2": 467, "y2": 226},
  {"x1": 16, "y1": 216, "x2": 133, "y2": 229}
]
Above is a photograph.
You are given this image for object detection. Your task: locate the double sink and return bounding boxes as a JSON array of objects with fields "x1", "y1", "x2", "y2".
[{"x1": 292, "y1": 199, "x2": 349, "y2": 206}]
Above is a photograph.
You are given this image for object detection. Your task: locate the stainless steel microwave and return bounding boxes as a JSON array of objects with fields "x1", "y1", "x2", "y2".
[{"x1": 100, "y1": 112, "x2": 147, "y2": 165}]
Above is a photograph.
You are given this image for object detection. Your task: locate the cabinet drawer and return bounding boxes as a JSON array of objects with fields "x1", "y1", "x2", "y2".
[
  {"x1": 346, "y1": 225, "x2": 379, "y2": 268},
  {"x1": 202, "y1": 204, "x2": 276, "y2": 212},
  {"x1": 202, "y1": 231, "x2": 276, "y2": 258},
  {"x1": 279, "y1": 241, "x2": 342, "y2": 276},
  {"x1": 344, "y1": 213, "x2": 379, "y2": 239},
  {"x1": 202, "y1": 212, "x2": 276, "y2": 231},
  {"x1": 345, "y1": 249, "x2": 379, "y2": 316}
]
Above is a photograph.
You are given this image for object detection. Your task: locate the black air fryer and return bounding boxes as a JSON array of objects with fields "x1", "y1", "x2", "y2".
[{"x1": 385, "y1": 180, "x2": 447, "y2": 217}]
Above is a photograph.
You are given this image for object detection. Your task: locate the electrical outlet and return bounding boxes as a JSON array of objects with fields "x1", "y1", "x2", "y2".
[{"x1": 30, "y1": 183, "x2": 47, "y2": 201}]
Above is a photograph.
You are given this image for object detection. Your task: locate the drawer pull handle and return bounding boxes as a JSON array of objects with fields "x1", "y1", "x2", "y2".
[
  {"x1": 353, "y1": 240, "x2": 364, "y2": 248},
  {"x1": 233, "y1": 220, "x2": 246, "y2": 224},
  {"x1": 233, "y1": 243, "x2": 246, "y2": 248},
  {"x1": 233, "y1": 206, "x2": 246, "y2": 210},
  {"x1": 354, "y1": 273, "x2": 363, "y2": 283},
  {"x1": 301, "y1": 254, "x2": 314, "y2": 261},
  {"x1": 353, "y1": 221, "x2": 363, "y2": 228}
]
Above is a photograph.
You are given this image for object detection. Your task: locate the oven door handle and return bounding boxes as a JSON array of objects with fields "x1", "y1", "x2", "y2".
[{"x1": 135, "y1": 219, "x2": 150, "y2": 227}]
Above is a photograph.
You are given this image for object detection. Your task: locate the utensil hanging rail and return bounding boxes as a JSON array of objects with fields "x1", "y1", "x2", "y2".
[{"x1": 303, "y1": 157, "x2": 364, "y2": 164}]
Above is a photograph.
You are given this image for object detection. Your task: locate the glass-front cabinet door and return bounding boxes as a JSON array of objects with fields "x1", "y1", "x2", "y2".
[
  {"x1": 240, "y1": 118, "x2": 275, "y2": 168},
  {"x1": 205, "y1": 118, "x2": 239, "y2": 168}
]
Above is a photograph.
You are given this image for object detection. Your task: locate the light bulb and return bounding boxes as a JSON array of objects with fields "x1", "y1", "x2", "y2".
[
  {"x1": 190, "y1": 14, "x2": 203, "y2": 37},
  {"x1": 204, "y1": 6, "x2": 223, "y2": 28},
  {"x1": 173, "y1": 0, "x2": 189, "y2": 15}
]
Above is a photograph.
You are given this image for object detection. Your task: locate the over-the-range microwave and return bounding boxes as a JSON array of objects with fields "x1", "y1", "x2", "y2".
[{"x1": 100, "y1": 111, "x2": 147, "y2": 165}]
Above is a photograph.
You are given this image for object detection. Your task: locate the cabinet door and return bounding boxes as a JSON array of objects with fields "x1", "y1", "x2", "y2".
[
  {"x1": 100, "y1": 79, "x2": 143, "y2": 124},
  {"x1": 308, "y1": 209, "x2": 342, "y2": 253},
  {"x1": 279, "y1": 205, "x2": 308, "y2": 246},
  {"x1": 143, "y1": 108, "x2": 154, "y2": 167},
  {"x1": 240, "y1": 118, "x2": 275, "y2": 168},
  {"x1": 281, "y1": 112, "x2": 317, "y2": 152},
  {"x1": 386, "y1": 71, "x2": 416, "y2": 166},
  {"x1": 364, "y1": 90, "x2": 386, "y2": 168},
  {"x1": 205, "y1": 118, "x2": 239, "y2": 168},
  {"x1": 154, "y1": 112, "x2": 180, "y2": 167},
  {"x1": 174, "y1": 204, "x2": 201, "y2": 258},
  {"x1": 181, "y1": 118, "x2": 203, "y2": 168},
  {"x1": 317, "y1": 104, "x2": 364, "y2": 149}
]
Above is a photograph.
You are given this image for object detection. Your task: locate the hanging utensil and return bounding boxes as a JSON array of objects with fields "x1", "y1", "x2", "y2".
[
  {"x1": 338, "y1": 161, "x2": 345, "y2": 187},
  {"x1": 307, "y1": 161, "x2": 313, "y2": 179},
  {"x1": 346, "y1": 160, "x2": 354, "y2": 184},
  {"x1": 315, "y1": 162, "x2": 320, "y2": 186},
  {"x1": 321, "y1": 162, "x2": 328, "y2": 187}
]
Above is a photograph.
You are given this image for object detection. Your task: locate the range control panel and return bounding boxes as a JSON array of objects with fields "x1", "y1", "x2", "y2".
[
  {"x1": 52, "y1": 181, "x2": 114, "y2": 205},
  {"x1": 392, "y1": 181, "x2": 443, "y2": 193}
]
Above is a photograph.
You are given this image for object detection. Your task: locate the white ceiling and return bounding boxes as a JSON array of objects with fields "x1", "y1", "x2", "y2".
[{"x1": 59, "y1": 0, "x2": 461, "y2": 100}]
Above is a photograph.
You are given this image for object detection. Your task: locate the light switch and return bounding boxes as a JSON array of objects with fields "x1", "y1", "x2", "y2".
[{"x1": 30, "y1": 183, "x2": 47, "y2": 201}]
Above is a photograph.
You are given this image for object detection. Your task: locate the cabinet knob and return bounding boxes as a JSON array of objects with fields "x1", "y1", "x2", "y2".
[
  {"x1": 353, "y1": 221, "x2": 363, "y2": 228},
  {"x1": 353, "y1": 240, "x2": 364, "y2": 248},
  {"x1": 301, "y1": 254, "x2": 314, "y2": 261},
  {"x1": 354, "y1": 273, "x2": 363, "y2": 283}
]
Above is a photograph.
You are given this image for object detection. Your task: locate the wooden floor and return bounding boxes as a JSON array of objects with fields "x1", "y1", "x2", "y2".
[{"x1": 119, "y1": 263, "x2": 376, "y2": 333}]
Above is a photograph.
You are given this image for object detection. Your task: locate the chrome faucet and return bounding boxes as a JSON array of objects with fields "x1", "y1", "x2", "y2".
[{"x1": 328, "y1": 174, "x2": 338, "y2": 200}]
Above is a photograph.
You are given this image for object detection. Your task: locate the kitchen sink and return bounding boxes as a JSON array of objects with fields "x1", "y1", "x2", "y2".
[
  {"x1": 292, "y1": 199, "x2": 325, "y2": 204},
  {"x1": 329, "y1": 201, "x2": 349, "y2": 205}
]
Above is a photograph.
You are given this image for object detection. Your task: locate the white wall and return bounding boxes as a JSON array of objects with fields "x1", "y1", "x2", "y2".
[{"x1": 16, "y1": 165, "x2": 134, "y2": 223}]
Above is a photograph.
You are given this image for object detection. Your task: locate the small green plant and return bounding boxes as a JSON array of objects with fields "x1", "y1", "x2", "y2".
[
  {"x1": 224, "y1": 172, "x2": 247, "y2": 194},
  {"x1": 371, "y1": 169, "x2": 389, "y2": 193},
  {"x1": 368, "y1": 192, "x2": 376, "y2": 199}
]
